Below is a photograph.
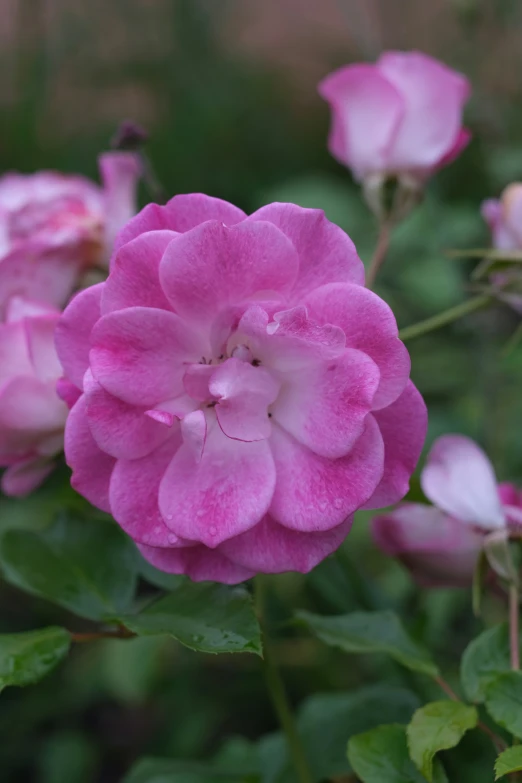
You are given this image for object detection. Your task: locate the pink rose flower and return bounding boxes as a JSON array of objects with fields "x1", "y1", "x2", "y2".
[
  {"x1": 319, "y1": 51, "x2": 471, "y2": 186},
  {"x1": 372, "y1": 435, "x2": 522, "y2": 587},
  {"x1": 482, "y1": 184, "x2": 522, "y2": 251},
  {"x1": 56, "y1": 194, "x2": 427, "y2": 583},
  {"x1": 0, "y1": 297, "x2": 69, "y2": 496},
  {"x1": 0, "y1": 153, "x2": 140, "y2": 315}
]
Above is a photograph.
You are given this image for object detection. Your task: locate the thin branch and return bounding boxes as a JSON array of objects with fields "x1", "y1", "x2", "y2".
[
  {"x1": 366, "y1": 221, "x2": 392, "y2": 288},
  {"x1": 399, "y1": 295, "x2": 490, "y2": 342},
  {"x1": 435, "y1": 675, "x2": 507, "y2": 753},
  {"x1": 70, "y1": 625, "x2": 135, "y2": 644}
]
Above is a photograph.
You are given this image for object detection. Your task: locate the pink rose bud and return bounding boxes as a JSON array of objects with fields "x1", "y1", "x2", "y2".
[
  {"x1": 318, "y1": 51, "x2": 471, "y2": 210},
  {"x1": 0, "y1": 297, "x2": 69, "y2": 496},
  {"x1": 55, "y1": 194, "x2": 427, "y2": 583},
  {"x1": 372, "y1": 435, "x2": 522, "y2": 587},
  {"x1": 372, "y1": 504, "x2": 483, "y2": 587},
  {"x1": 0, "y1": 153, "x2": 141, "y2": 315},
  {"x1": 482, "y1": 184, "x2": 522, "y2": 250}
]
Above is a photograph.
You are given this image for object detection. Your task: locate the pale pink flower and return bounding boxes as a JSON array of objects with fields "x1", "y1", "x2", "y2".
[
  {"x1": 0, "y1": 153, "x2": 140, "y2": 315},
  {"x1": 482, "y1": 184, "x2": 522, "y2": 251},
  {"x1": 56, "y1": 194, "x2": 426, "y2": 583},
  {"x1": 372, "y1": 435, "x2": 522, "y2": 587},
  {"x1": 0, "y1": 297, "x2": 69, "y2": 496},
  {"x1": 319, "y1": 51, "x2": 471, "y2": 186}
]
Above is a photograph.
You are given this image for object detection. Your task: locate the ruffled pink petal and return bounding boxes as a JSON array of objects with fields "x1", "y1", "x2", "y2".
[
  {"x1": 435, "y1": 127, "x2": 471, "y2": 171},
  {"x1": 499, "y1": 482, "x2": 522, "y2": 508},
  {"x1": 101, "y1": 230, "x2": 176, "y2": 314},
  {"x1": 0, "y1": 376, "x2": 66, "y2": 459},
  {"x1": 220, "y1": 515, "x2": 352, "y2": 574},
  {"x1": 183, "y1": 364, "x2": 215, "y2": 401},
  {"x1": 304, "y1": 283, "x2": 410, "y2": 409},
  {"x1": 158, "y1": 418, "x2": 276, "y2": 547},
  {"x1": 5, "y1": 296, "x2": 58, "y2": 322},
  {"x1": 109, "y1": 435, "x2": 183, "y2": 547},
  {"x1": 481, "y1": 198, "x2": 518, "y2": 251},
  {"x1": 209, "y1": 358, "x2": 280, "y2": 442},
  {"x1": 56, "y1": 378, "x2": 82, "y2": 409},
  {"x1": 232, "y1": 305, "x2": 346, "y2": 374},
  {"x1": 98, "y1": 152, "x2": 141, "y2": 264},
  {"x1": 372, "y1": 503, "x2": 483, "y2": 587},
  {"x1": 502, "y1": 184, "x2": 522, "y2": 248},
  {"x1": 246, "y1": 202, "x2": 365, "y2": 296},
  {"x1": 54, "y1": 283, "x2": 103, "y2": 390},
  {"x1": 64, "y1": 394, "x2": 116, "y2": 512},
  {"x1": 498, "y1": 483, "x2": 522, "y2": 529},
  {"x1": 363, "y1": 381, "x2": 427, "y2": 510},
  {"x1": 24, "y1": 313, "x2": 62, "y2": 382},
  {"x1": 377, "y1": 51, "x2": 470, "y2": 170},
  {"x1": 85, "y1": 379, "x2": 172, "y2": 460},
  {"x1": 90, "y1": 307, "x2": 205, "y2": 406},
  {"x1": 137, "y1": 542, "x2": 255, "y2": 584},
  {"x1": 0, "y1": 320, "x2": 33, "y2": 388},
  {"x1": 268, "y1": 417, "x2": 384, "y2": 532},
  {"x1": 1, "y1": 456, "x2": 55, "y2": 497},
  {"x1": 271, "y1": 348, "x2": 379, "y2": 459},
  {"x1": 114, "y1": 193, "x2": 247, "y2": 252},
  {"x1": 318, "y1": 64, "x2": 404, "y2": 178},
  {"x1": 421, "y1": 434, "x2": 505, "y2": 530},
  {"x1": 180, "y1": 410, "x2": 207, "y2": 462},
  {"x1": 0, "y1": 242, "x2": 82, "y2": 315},
  {"x1": 159, "y1": 219, "x2": 299, "y2": 329}
]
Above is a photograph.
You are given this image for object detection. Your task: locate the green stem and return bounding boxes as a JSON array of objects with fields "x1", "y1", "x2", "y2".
[
  {"x1": 254, "y1": 577, "x2": 313, "y2": 783},
  {"x1": 366, "y1": 221, "x2": 392, "y2": 288},
  {"x1": 399, "y1": 294, "x2": 490, "y2": 342},
  {"x1": 510, "y1": 583, "x2": 520, "y2": 672}
]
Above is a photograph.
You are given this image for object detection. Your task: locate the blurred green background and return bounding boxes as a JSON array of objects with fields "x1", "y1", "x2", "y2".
[{"x1": 2, "y1": 0, "x2": 522, "y2": 780}]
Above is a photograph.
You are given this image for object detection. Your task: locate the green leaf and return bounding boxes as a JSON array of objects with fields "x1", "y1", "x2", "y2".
[
  {"x1": 137, "y1": 556, "x2": 187, "y2": 592},
  {"x1": 297, "y1": 609, "x2": 439, "y2": 676},
  {"x1": 460, "y1": 623, "x2": 512, "y2": 702},
  {"x1": 406, "y1": 701, "x2": 478, "y2": 781},
  {"x1": 495, "y1": 747, "x2": 522, "y2": 780},
  {"x1": 485, "y1": 672, "x2": 522, "y2": 739},
  {"x1": 258, "y1": 686, "x2": 421, "y2": 783},
  {"x1": 121, "y1": 582, "x2": 262, "y2": 655},
  {"x1": 348, "y1": 724, "x2": 448, "y2": 783},
  {"x1": 0, "y1": 516, "x2": 138, "y2": 621},
  {"x1": 483, "y1": 531, "x2": 518, "y2": 583},
  {"x1": 0, "y1": 627, "x2": 70, "y2": 690},
  {"x1": 300, "y1": 686, "x2": 421, "y2": 780}
]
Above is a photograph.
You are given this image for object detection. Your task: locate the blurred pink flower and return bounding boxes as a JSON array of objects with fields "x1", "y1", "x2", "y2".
[
  {"x1": 0, "y1": 153, "x2": 141, "y2": 315},
  {"x1": 482, "y1": 184, "x2": 522, "y2": 250},
  {"x1": 0, "y1": 297, "x2": 69, "y2": 496},
  {"x1": 372, "y1": 435, "x2": 522, "y2": 587},
  {"x1": 55, "y1": 193, "x2": 426, "y2": 583},
  {"x1": 319, "y1": 51, "x2": 471, "y2": 186}
]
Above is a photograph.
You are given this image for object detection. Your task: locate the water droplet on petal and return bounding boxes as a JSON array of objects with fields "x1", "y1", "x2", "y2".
[
  {"x1": 209, "y1": 525, "x2": 217, "y2": 536},
  {"x1": 334, "y1": 498, "x2": 343, "y2": 509},
  {"x1": 168, "y1": 534, "x2": 177, "y2": 544},
  {"x1": 166, "y1": 514, "x2": 173, "y2": 521}
]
